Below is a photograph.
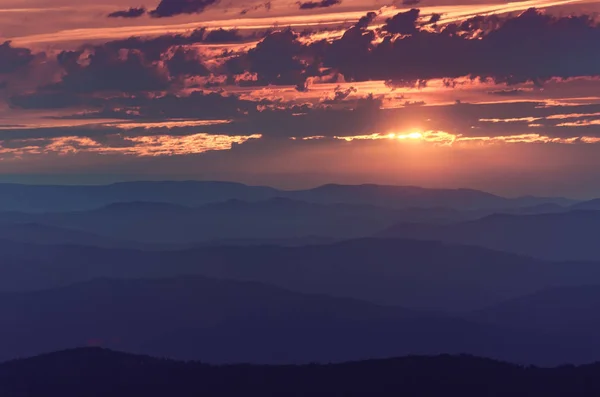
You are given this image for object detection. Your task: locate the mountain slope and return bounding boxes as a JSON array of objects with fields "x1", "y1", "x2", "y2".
[
  {"x1": 5, "y1": 348, "x2": 600, "y2": 397},
  {"x1": 378, "y1": 210, "x2": 600, "y2": 261},
  {"x1": 471, "y1": 285, "x2": 600, "y2": 337},
  {"x1": 0, "y1": 223, "x2": 138, "y2": 248},
  {"x1": 290, "y1": 184, "x2": 576, "y2": 210},
  {"x1": 0, "y1": 181, "x2": 279, "y2": 212},
  {"x1": 0, "y1": 276, "x2": 562, "y2": 365},
  {"x1": 1, "y1": 238, "x2": 600, "y2": 312},
  {"x1": 0, "y1": 199, "x2": 464, "y2": 243},
  {"x1": 0, "y1": 181, "x2": 576, "y2": 212}
]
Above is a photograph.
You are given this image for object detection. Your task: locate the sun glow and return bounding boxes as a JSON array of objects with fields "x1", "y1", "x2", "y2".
[{"x1": 389, "y1": 131, "x2": 424, "y2": 140}]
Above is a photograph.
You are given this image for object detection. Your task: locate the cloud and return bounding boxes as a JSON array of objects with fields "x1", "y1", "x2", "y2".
[
  {"x1": 240, "y1": 2, "x2": 271, "y2": 15},
  {"x1": 303, "y1": 8, "x2": 600, "y2": 85},
  {"x1": 428, "y1": 13, "x2": 441, "y2": 24},
  {"x1": 166, "y1": 47, "x2": 210, "y2": 78},
  {"x1": 149, "y1": 0, "x2": 219, "y2": 17},
  {"x1": 298, "y1": 0, "x2": 341, "y2": 10},
  {"x1": 11, "y1": 7, "x2": 600, "y2": 120},
  {"x1": 488, "y1": 89, "x2": 527, "y2": 96},
  {"x1": 322, "y1": 85, "x2": 358, "y2": 103},
  {"x1": 10, "y1": 91, "x2": 104, "y2": 110},
  {"x1": 204, "y1": 29, "x2": 244, "y2": 43},
  {"x1": 0, "y1": 132, "x2": 262, "y2": 158},
  {"x1": 108, "y1": 7, "x2": 146, "y2": 18},
  {"x1": 225, "y1": 29, "x2": 314, "y2": 87},
  {"x1": 402, "y1": 0, "x2": 421, "y2": 5},
  {"x1": 0, "y1": 42, "x2": 35, "y2": 74},
  {"x1": 383, "y1": 8, "x2": 420, "y2": 34},
  {"x1": 56, "y1": 90, "x2": 271, "y2": 121},
  {"x1": 355, "y1": 11, "x2": 377, "y2": 29},
  {"x1": 53, "y1": 48, "x2": 170, "y2": 93}
]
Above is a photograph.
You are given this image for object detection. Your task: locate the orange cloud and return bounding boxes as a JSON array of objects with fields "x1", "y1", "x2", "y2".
[
  {"x1": 0, "y1": 133, "x2": 261, "y2": 158},
  {"x1": 325, "y1": 130, "x2": 600, "y2": 145}
]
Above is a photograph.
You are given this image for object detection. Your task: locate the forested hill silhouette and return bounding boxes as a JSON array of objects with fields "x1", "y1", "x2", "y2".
[
  {"x1": 4, "y1": 238, "x2": 600, "y2": 312},
  {"x1": 4, "y1": 348, "x2": 600, "y2": 397},
  {"x1": 378, "y1": 210, "x2": 600, "y2": 261},
  {"x1": 0, "y1": 181, "x2": 575, "y2": 212}
]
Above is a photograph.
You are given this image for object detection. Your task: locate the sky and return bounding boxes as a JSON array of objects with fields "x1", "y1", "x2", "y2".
[{"x1": 2, "y1": 0, "x2": 600, "y2": 197}]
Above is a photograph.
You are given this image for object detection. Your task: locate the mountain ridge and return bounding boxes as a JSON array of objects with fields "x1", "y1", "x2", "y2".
[
  {"x1": 0, "y1": 181, "x2": 578, "y2": 212},
  {"x1": 5, "y1": 347, "x2": 600, "y2": 397}
]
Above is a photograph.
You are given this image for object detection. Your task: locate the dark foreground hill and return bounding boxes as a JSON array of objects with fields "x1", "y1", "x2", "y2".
[
  {"x1": 379, "y1": 210, "x2": 600, "y2": 261},
  {"x1": 3, "y1": 238, "x2": 600, "y2": 312},
  {"x1": 3, "y1": 348, "x2": 600, "y2": 397}
]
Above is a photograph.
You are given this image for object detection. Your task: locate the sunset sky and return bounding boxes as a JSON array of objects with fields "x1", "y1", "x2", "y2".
[{"x1": 2, "y1": 0, "x2": 600, "y2": 197}]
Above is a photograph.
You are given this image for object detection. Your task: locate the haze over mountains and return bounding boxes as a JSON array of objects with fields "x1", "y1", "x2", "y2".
[
  {"x1": 0, "y1": 181, "x2": 589, "y2": 248},
  {"x1": 3, "y1": 180, "x2": 600, "y2": 374},
  {"x1": 0, "y1": 275, "x2": 559, "y2": 365},
  {"x1": 379, "y1": 210, "x2": 600, "y2": 261},
  {"x1": 4, "y1": 238, "x2": 600, "y2": 312},
  {"x1": 0, "y1": 181, "x2": 577, "y2": 213}
]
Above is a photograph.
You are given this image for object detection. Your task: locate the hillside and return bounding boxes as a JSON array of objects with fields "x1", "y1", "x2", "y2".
[{"x1": 3, "y1": 348, "x2": 600, "y2": 397}]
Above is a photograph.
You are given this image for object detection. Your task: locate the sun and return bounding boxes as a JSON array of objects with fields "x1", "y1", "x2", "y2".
[{"x1": 388, "y1": 131, "x2": 423, "y2": 140}]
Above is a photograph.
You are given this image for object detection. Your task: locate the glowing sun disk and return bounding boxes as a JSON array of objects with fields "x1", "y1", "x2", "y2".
[{"x1": 389, "y1": 132, "x2": 423, "y2": 140}]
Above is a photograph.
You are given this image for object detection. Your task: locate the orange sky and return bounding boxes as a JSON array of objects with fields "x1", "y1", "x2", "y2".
[{"x1": 2, "y1": 0, "x2": 600, "y2": 196}]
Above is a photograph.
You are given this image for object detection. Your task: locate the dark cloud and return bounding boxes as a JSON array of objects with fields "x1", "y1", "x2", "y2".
[
  {"x1": 96, "y1": 28, "x2": 251, "y2": 63},
  {"x1": 298, "y1": 0, "x2": 341, "y2": 10},
  {"x1": 10, "y1": 91, "x2": 104, "y2": 109},
  {"x1": 108, "y1": 7, "x2": 146, "y2": 18},
  {"x1": 0, "y1": 42, "x2": 35, "y2": 74},
  {"x1": 149, "y1": 0, "x2": 219, "y2": 17},
  {"x1": 53, "y1": 48, "x2": 169, "y2": 93},
  {"x1": 356, "y1": 11, "x2": 377, "y2": 29},
  {"x1": 13, "y1": 7, "x2": 600, "y2": 112},
  {"x1": 166, "y1": 47, "x2": 210, "y2": 77},
  {"x1": 402, "y1": 0, "x2": 420, "y2": 5},
  {"x1": 226, "y1": 29, "x2": 316, "y2": 87},
  {"x1": 322, "y1": 85, "x2": 358, "y2": 103},
  {"x1": 84, "y1": 90, "x2": 271, "y2": 121},
  {"x1": 94, "y1": 29, "x2": 206, "y2": 62},
  {"x1": 383, "y1": 8, "x2": 420, "y2": 34},
  {"x1": 305, "y1": 8, "x2": 600, "y2": 85},
  {"x1": 428, "y1": 13, "x2": 441, "y2": 24},
  {"x1": 204, "y1": 28, "x2": 244, "y2": 43},
  {"x1": 240, "y1": 1, "x2": 271, "y2": 15},
  {"x1": 488, "y1": 88, "x2": 527, "y2": 96},
  {"x1": 315, "y1": 13, "x2": 376, "y2": 81}
]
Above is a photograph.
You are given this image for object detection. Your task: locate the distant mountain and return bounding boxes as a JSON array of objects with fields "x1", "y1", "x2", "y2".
[
  {"x1": 0, "y1": 276, "x2": 555, "y2": 365},
  {"x1": 289, "y1": 184, "x2": 576, "y2": 210},
  {"x1": 0, "y1": 199, "x2": 467, "y2": 244},
  {"x1": 471, "y1": 285, "x2": 600, "y2": 337},
  {"x1": 2, "y1": 238, "x2": 600, "y2": 312},
  {"x1": 378, "y1": 210, "x2": 600, "y2": 261},
  {"x1": 0, "y1": 181, "x2": 278, "y2": 212},
  {"x1": 0, "y1": 223, "x2": 139, "y2": 249},
  {"x1": 0, "y1": 196, "x2": 578, "y2": 245},
  {"x1": 0, "y1": 181, "x2": 577, "y2": 212},
  {"x1": 6, "y1": 348, "x2": 600, "y2": 397},
  {"x1": 200, "y1": 235, "x2": 339, "y2": 247},
  {"x1": 572, "y1": 198, "x2": 600, "y2": 211}
]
